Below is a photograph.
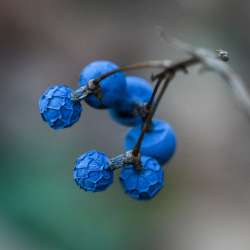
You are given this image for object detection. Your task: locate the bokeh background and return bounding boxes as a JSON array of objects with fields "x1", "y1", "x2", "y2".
[{"x1": 1, "y1": 0, "x2": 250, "y2": 249}]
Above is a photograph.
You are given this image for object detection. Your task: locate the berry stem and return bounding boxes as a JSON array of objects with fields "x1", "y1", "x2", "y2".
[
  {"x1": 151, "y1": 72, "x2": 175, "y2": 117},
  {"x1": 144, "y1": 77, "x2": 165, "y2": 119},
  {"x1": 93, "y1": 60, "x2": 172, "y2": 85},
  {"x1": 94, "y1": 48, "x2": 228, "y2": 85},
  {"x1": 132, "y1": 72, "x2": 174, "y2": 160},
  {"x1": 72, "y1": 49, "x2": 228, "y2": 102}
]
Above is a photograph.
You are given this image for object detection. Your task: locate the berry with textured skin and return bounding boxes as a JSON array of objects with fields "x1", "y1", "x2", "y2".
[
  {"x1": 120, "y1": 156, "x2": 164, "y2": 200},
  {"x1": 109, "y1": 76, "x2": 153, "y2": 126},
  {"x1": 79, "y1": 60, "x2": 126, "y2": 109},
  {"x1": 39, "y1": 85, "x2": 82, "y2": 129},
  {"x1": 73, "y1": 150, "x2": 113, "y2": 192},
  {"x1": 125, "y1": 119, "x2": 176, "y2": 165}
]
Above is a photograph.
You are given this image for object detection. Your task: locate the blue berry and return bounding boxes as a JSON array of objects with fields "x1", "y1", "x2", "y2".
[
  {"x1": 73, "y1": 150, "x2": 113, "y2": 192},
  {"x1": 39, "y1": 85, "x2": 82, "y2": 129},
  {"x1": 79, "y1": 60, "x2": 126, "y2": 109},
  {"x1": 125, "y1": 119, "x2": 176, "y2": 165},
  {"x1": 109, "y1": 76, "x2": 153, "y2": 126},
  {"x1": 120, "y1": 156, "x2": 164, "y2": 200}
]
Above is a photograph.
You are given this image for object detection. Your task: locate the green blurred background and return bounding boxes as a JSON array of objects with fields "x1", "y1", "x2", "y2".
[{"x1": 1, "y1": 0, "x2": 250, "y2": 249}]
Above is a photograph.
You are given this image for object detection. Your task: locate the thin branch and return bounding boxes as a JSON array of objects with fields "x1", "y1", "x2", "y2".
[
  {"x1": 142, "y1": 77, "x2": 164, "y2": 120},
  {"x1": 131, "y1": 76, "x2": 165, "y2": 158},
  {"x1": 72, "y1": 49, "x2": 227, "y2": 101},
  {"x1": 93, "y1": 58, "x2": 198, "y2": 86},
  {"x1": 93, "y1": 60, "x2": 172, "y2": 86},
  {"x1": 93, "y1": 48, "x2": 227, "y2": 85},
  {"x1": 132, "y1": 73, "x2": 175, "y2": 162},
  {"x1": 151, "y1": 73, "x2": 175, "y2": 117}
]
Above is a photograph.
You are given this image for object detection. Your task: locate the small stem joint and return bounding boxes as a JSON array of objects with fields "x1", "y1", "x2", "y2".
[
  {"x1": 71, "y1": 79, "x2": 98, "y2": 101},
  {"x1": 109, "y1": 151, "x2": 142, "y2": 171}
]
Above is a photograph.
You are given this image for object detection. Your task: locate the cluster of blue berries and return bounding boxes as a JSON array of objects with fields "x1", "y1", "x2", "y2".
[{"x1": 39, "y1": 60, "x2": 176, "y2": 200}]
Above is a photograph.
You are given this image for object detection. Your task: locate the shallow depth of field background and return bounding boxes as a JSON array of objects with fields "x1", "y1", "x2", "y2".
[{"x1": 1, "y1": 0, "x2": 250, "y2": 249}]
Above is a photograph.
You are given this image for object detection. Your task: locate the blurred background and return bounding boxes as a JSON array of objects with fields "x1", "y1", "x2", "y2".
[{"x1": 1, "y1": 0, "x2": 250, "y2": 249}]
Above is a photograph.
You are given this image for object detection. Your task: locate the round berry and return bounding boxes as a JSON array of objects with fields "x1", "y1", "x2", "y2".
[
  {"x1": 73, "y1": 150, "x2": 113, "y2": 192},
  {"x1": 79, "y1": 60, "x2": 126, "y2": 109},
  {"x1": 120, "y1": 156, "x2": 164, "y2": 200},
  {"x1": 124, "y1": 119, "x2": 176, "y2": 165},
  {"x1": 39, "y1": 85, "x2": 82, "y2": 129},
  {"x1": 109, "y1": 76, "x2": 153, "y2": 126}
]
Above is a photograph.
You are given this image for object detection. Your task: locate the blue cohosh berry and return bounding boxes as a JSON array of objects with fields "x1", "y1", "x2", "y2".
[
  {"x1": 73, "y1": 150, "x2": 113, "y2": 192},
  {"x1": 79, "y1": 60, "x2": 126, "y2": 109},
  {"x1": 39, "y1": 85, "x2": 82, "y2": 129},
  {"x1": 120, "y1": 156, "x2": 164, "y2": 200},
  {"x1": 125, "y1": 119, "x2": 176, "y2": 165},
  {"x1": 109, "y1": 76, "x2": 153, "y2": 126}
]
